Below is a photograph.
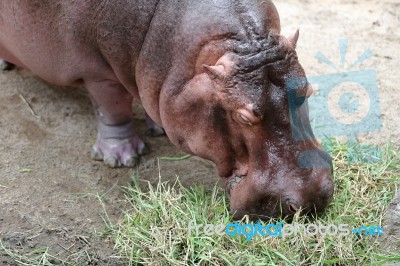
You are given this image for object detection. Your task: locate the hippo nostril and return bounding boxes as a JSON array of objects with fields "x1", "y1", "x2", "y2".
[
  {"x1": 226, "y1": 175, "x2": 244, "y2": 197},
  {"x1": 288, "y1": 203, "x2": 299, "y2": 213}
]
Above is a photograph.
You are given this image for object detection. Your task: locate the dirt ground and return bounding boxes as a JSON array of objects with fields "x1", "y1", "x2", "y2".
[{"x1": 0, "y1": 0, "x2": 399, "y2": 265}]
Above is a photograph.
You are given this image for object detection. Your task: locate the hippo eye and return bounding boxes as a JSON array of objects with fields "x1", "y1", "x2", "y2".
[
  {"x1": 236, "y1": 112, "x2": 252, "y2": 126},
  {"x1": 234, "y1": 109, "x2": 260, "y2": 126}
]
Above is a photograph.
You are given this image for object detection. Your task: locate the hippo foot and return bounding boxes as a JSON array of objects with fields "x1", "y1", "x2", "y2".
[
  {"x1": 91, "y1": 121, "x2": 148, "y2": 168},
  {"x1": 0, "y1": 60, "x2": 15, "y2": 71}
]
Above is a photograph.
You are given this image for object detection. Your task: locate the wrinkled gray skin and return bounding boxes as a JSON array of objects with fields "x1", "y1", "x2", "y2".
[{"x1": 0, "y1": 0, "x2": 334, "y2": 220}]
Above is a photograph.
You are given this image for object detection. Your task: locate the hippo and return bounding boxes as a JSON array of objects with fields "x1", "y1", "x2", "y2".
[{"x1": 0, "y1": 0, "x2": 334, "y2": 219}]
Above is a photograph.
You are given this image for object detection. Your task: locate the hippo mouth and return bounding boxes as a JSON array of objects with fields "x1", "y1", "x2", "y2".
[{"x1": 226, "y1": 174, "x2": 245, "y2": 197}]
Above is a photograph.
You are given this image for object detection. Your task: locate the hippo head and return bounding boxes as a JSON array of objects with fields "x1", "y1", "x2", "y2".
[{"x1": 159, "y1": 30, "x2": 334, "y2": 220}]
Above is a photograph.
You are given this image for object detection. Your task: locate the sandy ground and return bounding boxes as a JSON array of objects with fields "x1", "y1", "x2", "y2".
[{"x1": 0, "y1": 0, "x2": 399, "y2": 264}]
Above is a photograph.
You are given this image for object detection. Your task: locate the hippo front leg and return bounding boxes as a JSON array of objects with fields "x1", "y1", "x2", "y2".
[{"x1": 86, "y1": 79, "x2": 148, "y2": 168}]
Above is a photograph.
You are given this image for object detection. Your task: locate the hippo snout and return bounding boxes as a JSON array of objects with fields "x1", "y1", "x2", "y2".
[{"x1": 227, "y1": 149, "x2": 334, "y2": 221}]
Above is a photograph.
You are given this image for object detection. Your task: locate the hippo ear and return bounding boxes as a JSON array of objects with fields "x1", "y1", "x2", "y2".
[
  {"x1": 287, "y1": 29, "x2": 300, "y2": 49},
  {"x1": 203, "y1": 64, "x2": 225, "y2": 80}
]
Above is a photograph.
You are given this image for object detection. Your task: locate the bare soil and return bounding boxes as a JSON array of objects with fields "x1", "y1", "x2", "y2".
[{"x1": 1, "y1": 0, "x2": 399, "y2": 264}]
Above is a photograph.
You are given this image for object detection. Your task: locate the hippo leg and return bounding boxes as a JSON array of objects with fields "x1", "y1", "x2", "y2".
[
  {"x1": 0, "y1": 60, "x2": 15, "y2": 71},
  {"x1": 86, "y1": 79, "x2": 148, "y2": 168},
  {"x1": 145, "y1": 112, "x2": 165, "y2": 137}
]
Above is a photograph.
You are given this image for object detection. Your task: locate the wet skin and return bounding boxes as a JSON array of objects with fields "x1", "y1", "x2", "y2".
[{"x1": 0, "y1": 0, "x2": 333, "y2": 219}]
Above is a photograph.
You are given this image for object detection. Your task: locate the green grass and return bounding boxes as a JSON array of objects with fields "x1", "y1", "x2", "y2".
[{"x1": 108, "y1": 140, "x2": 400, "y2": 266}]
